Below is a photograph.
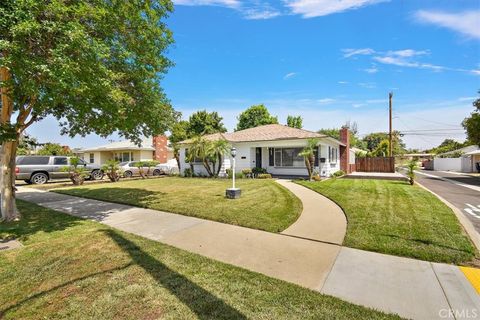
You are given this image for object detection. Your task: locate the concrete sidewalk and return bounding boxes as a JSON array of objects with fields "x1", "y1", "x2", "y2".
[{"x1": 16, "y1": 184, "x2": 480, "y2": 320}]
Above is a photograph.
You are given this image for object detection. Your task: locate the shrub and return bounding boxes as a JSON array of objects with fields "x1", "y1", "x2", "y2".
[
  {"x1": 257, "y1": 173, "x2": 272, "y2": 179},
  {"x1": 242, "y1": 168, "x2": 253, "y2": 178},
  {"x1": 183, "y1": 168, "x2": 193, "y2": 177},
  {"x1": 226, "y1": 168, "x2": 233, "y2": 179},
  {"x1": 331, "y1": 170, "x2": 345, "y2": 178},
  {"x1": 62, "y1": 157, "x2": 88, "y2": 185},
  {"x1": 252, "y1": 167, "x2": 267, "y2": 175},
  {"x1": 406, "y1": 160, "x2": 417, "y2": 185},
  {"x1": 312, "y1": 175, "x2": 321, "y2": 181},
  {"x1": 102, "y1": 160, "x2": 122, "y2": 182}
]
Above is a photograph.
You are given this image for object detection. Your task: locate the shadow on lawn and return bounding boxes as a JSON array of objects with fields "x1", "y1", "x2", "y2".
[
  {"x1": 55, "y1": 187, "x2": 165, "y2": 208},
  {"x1": 383, "y1": 233, "x2": 474, "y2": 256},
  {"x1": 105, "y1": 229, "x2": 247, "y2": 320},
  {"x1": 0, "y1": 200, "x2": 83, "y2": 241}
]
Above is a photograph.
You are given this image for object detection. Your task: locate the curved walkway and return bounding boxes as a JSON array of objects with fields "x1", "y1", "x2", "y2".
[
  {"x1": 16, "y1": 183, "x2": 480, "y2": 319},
  {"x1": 16, "y1": 186, "x2": 342, "y2": 290},
  {"x1": 276, "y1": 180, "x2": 346, "y2": 244}
]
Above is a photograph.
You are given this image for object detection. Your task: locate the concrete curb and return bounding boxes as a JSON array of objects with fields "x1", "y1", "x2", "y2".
[{"x1": 416, "y1": 180, "x2": 480, "y2": 253}]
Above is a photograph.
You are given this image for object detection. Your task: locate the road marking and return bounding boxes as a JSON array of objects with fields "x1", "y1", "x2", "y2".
[
  {"x1": 460, "y1": 266, "x2": 480, "y2": 295},
  {"x1": 465, "y1": 208, "x2": 480, "y2": 219},
  {"x1": 415, "y1": 170, "x2": 480, "y2": 192},
  {"x1": 466, "y1": 203, "x2": 480, "y2": 212}
]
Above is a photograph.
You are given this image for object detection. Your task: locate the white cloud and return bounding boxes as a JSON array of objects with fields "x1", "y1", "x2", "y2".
[
  {"x1": 174, "y1": 0, "x2": 240, "y2": 7},
  {"x1": 386, "y1": 49, "x2": 429, "y2": 57},
  {"x1": 352, "y1": 103, "x2": 365, "y2": 108},
  {"x1": 317, "y1": 98, "x2": 336, "y2": 104},
  {"x1": 415, "y1": 10, "x2": 480, "y2": 39},
  {"x1": 285, "y1": 0, "x2": 387, "y2": 18},
  {"x1": 358, "y1": 82, "x2": 376, "y2": 89},
  {"x1": 338, "y1": 81, "x2": 349, "y2": 84},
  {"x1": 373, "y1": 56, "x2": 445, "y2": 71},
  {"x1": 342, "y1": 48, "x2": 375, "y2": 58},
  {"x1": 458, "y1": 96, "x2": 478, "y2": 102},
  {"x1": 243, "y1": 8, "x2": 281, "y2": 19},
  {"x1": 363, "y1": 66, "x2": 378, "y2": 73},
  {"x1": 283, "y1": 72, "x2": 297, "y2": 79}
]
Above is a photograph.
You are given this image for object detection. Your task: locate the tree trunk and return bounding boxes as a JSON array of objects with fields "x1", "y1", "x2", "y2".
[
  {"x1": 1, "y1": 65, "x2": 20, "y2": 221},
  {"x1": 1, "y1": 140, "x2": 19, "y2": 221},
  {"x1": 304, "y1": 157, "x2": 312, "y2": 180},
  {"x1": 216, "y1": 154, "x2": 222, "y2": 176}
]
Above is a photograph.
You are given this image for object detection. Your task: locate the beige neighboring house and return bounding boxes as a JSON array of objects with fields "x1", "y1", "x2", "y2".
[{"x1": 76, "y1": 136, "x2": 173, "y2": 165}]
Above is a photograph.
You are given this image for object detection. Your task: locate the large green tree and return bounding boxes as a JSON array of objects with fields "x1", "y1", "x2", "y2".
[
  {"x1": 236, "y1": 104, "x2": 278, "y2": 131},
  {"x1": 463, "y1": 93, "x2": 480, "y2": 146},
  {"x1": 0, "y1": 0, "x2": 177, "y2": 220},
  {"x1": 362, "y1": 131, "x2": 406, "y2": 155},
  {"x1": 188, "y1": 110, "x2": 227, "y2": 136}
]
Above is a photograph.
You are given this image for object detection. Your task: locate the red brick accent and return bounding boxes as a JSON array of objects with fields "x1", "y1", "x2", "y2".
[
  {"x1": 339, "y1": 127, "x2": 351, "y2": 173},
  {"x1": 153, "y1": 135, "x2": 168, "y2": 163}
]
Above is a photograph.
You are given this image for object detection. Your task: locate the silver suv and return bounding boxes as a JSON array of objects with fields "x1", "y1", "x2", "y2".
[{"x1": 16, "y1": 156, "x2": 104, "y2": 184}]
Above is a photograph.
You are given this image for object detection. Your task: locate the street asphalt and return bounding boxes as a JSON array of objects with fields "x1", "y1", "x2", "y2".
[{"x1": 415, "y1": 170, "x2": 480, "y2": 235}]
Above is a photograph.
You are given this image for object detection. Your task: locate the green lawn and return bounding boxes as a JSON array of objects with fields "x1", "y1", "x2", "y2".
[
  {"x1": 0, "y1": 201, "x2": 401, "y2": 319},
  {"x1": 54, "y1": 177, "x2": 302, "y2": 233},
  {"x1": 297, "y1": 179, "x2": 476, "y2": 265}
]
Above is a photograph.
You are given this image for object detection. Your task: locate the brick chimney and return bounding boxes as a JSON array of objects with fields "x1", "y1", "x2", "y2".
[
  {"x1": 339, "y1": 127, "x2": 351, "y2": 174},
  {"x1": 152, "y1": 135, "x2": 168, "y2": 164}
]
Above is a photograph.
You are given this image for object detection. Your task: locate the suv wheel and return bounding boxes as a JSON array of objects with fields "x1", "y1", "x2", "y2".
[
  {"x1": 124, "y1": 171, "x2": 133, "y2": 178},
  {"x1": 31, "y1": 173, "x2": 48, "y2": 185},
  {"x1": 91, "y1": 170, "x2": 104, "y2": 180}
]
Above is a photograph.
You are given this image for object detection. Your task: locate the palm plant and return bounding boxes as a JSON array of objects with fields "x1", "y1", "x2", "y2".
[
  {"x1": 61, "y1": 157, "x2": 88, "y2": 185},
  {"x1": 406, "y1": 160, "x2": 417, "y2": 185},
  {"x1": 298, "y1": 138, "x2": 319, "y2": 181},
  {"x1": 189, "y1": 136, "x2": 215, "y2": 177},
  {"x1": 211, "y1": 139, "x2": 230, "y2": 176},
  {"x1": 102, "y1": 159, "x2": 122, "y2": 182}
]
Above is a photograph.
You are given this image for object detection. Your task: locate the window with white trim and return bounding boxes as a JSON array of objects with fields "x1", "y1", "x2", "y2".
[{"x1": 274, "y1": 147, "x2": 305, "y2": 167}]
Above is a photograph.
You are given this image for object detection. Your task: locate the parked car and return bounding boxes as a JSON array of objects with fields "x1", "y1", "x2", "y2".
[
  {"x1": 155, "y1": 159, "x2": 179, "y2": 175},
  {"x1": 119, "y1": 161, "x2": 163, "y2": 178},
  {"x1": 16, "y1": 156, "x2": 104, "y2": 184}
]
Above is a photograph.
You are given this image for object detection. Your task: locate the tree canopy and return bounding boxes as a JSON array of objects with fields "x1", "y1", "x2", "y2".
[
  {"x1": 236, "y1": 104, "x2": 278, "y2": 131},
  {"x1": 0, "y1": 0, "x2": 177, "y2": 220},
  {"x1": 287, "y1": 115, "x2": 303, "y2": 129},
  {"x1": 0, "y1": 0, "x2": 177, "y2": 144},
  {"x1": 463, "y1": 92, "x2": 480, "y2": 146},
  {"x1": 37, "y1": 143, "x2": 71, "y2": 156},
  {"x1": 188, "y1": 110, "x2": 227, "y2": 136}
]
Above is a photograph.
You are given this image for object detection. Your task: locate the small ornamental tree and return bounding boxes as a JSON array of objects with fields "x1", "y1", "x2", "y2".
[
  {"x1": 0, "y1": 0, "x2": 177, "y2": 221},
  {"x1": 102, "y1": 160, "x2": 122, "y2": 182},
  {"x1": 62, "y1": 157, "x2": 88, "y2": 186},
  {"x1": 299, "y1": 138, "x2": 319, "y2": 181}
]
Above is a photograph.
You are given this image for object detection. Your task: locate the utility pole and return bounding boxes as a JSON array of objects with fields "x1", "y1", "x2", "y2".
[{"x1": 388, "y1": 92, "x2": 393, "y2": 158}]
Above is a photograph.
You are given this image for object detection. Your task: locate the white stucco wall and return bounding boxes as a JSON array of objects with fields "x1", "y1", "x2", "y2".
[
  {"x1": 433, "y1": 158, "x2": 462, "y2": 172},
  {"x1": 179, "y1": 138, "x2": 342, "y2": 177}
]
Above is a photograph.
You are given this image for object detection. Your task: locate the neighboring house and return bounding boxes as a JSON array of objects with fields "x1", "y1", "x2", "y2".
[
  {"x1": 76, "y1": 136, "x2": 173, "y2": 165},
  {"x1": 425, "y1": 145, "x2": 480, "y2": 173},
  {"x1": 178, "y1": 124, "x2": 352, "y2": 177}
]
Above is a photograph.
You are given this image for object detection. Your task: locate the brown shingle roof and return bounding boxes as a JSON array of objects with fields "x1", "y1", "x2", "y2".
[{"x1": 180, "y1": 124, "x2": 336, "y2": 144}]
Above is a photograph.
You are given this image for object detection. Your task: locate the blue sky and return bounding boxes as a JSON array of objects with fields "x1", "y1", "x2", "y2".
[{"x1": 29, "y1": 0, "x2": 480, "y2": 149}]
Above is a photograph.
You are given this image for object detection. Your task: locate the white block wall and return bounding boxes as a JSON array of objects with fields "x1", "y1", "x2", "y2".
[{"x1": 433, "y1": 158, "x2": 462, "y2": 172}]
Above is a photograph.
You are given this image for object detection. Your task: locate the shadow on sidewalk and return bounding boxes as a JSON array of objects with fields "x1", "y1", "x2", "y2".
[{"x1": 105, "y1": 229, "x2": 247, "y2": 320}]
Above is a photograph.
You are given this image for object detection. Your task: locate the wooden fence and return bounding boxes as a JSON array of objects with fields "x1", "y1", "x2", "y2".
[{"x1": 355, "y1": 157, "x2": 395, "y2": 173}]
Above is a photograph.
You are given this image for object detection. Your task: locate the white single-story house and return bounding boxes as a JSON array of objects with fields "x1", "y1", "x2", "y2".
[
  {"x1": 76, "y1": 136, "x2": 173, "y2": 165},
  {"x1": 178, "y1": 124, "x2": 353, "y2": 177},
  {"x1": 425, "y1": 145, "x2": 480, "y2": 173}
]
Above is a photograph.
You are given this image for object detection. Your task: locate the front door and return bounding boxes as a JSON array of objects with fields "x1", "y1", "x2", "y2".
[{"x1": 255, "y1": 147, "x2": 262, "y2": 168}]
